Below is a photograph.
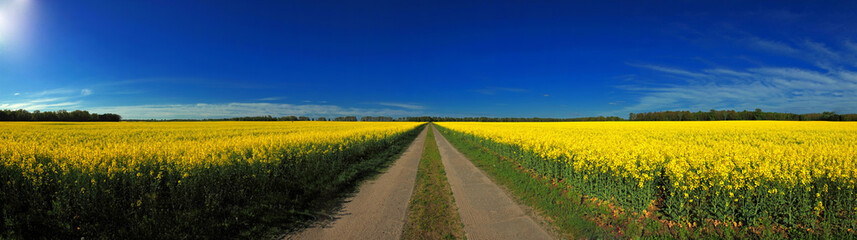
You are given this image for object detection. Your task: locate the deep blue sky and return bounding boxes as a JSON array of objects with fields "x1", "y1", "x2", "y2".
[{"x1": 2, "y1": 1, "x2": 856, "y2": 119}]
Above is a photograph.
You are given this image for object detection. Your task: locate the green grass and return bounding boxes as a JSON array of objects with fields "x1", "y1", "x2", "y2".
[
  {"x1": 402, "y1": 125, "x2": 466, "y2": 240},
  {"x1": 434, "y1": 125, "x2": 619, "y2": 239}
]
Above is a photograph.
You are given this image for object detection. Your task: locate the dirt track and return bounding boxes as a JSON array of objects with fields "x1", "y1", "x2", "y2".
[
  {"x1": 432, "y1": 126, "x2": 555, "y2": 240},
  {"x1": 289, "y1": 127, "x2": 427, "y2": 240}
]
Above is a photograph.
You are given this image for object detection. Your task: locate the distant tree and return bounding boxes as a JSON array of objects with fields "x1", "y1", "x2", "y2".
[
  {"x1": 0, "y1": 109, "x2": 122, "y2": 121},
  {"x1": 360, "y1": 116, "x2": 394, "y2": 121},
  {"x1": 626, "y1": 109, "x2": 855, "y2": 121},
  {"x1": 334, "y1": 116, "x2": 358, "y2": 121}
]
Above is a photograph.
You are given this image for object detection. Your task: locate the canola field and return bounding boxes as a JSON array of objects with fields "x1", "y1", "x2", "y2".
[
  {"x1": 0, "y1": 121, "x2": 424, "y2": 238},
  {"x1": 435, "y1": 121, "x2": 857, "y2": 233}
]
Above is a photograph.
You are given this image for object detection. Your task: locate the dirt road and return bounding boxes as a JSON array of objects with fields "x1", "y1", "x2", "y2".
[
  {"x1": 290, "y1": 126, "x2": 428, "y2": 240},
  {"x1": 432, "y1": 126, "x2": 555, "y2": 240}
]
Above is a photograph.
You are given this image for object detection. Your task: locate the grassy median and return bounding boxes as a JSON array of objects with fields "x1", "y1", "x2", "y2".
[
  {"x1": 402, "y1": 125, "x2": 466, "y2": 240},
  {"x1": 434, "y1": 124, "x2": 612, "y2": 239}
]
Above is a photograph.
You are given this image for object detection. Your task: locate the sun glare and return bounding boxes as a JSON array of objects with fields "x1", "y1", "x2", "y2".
[
  {"x1": 0, "y1": 0, "x2": 31, "y2": 47},
  {"x1": 0, "y1": 9, "x2": 9, "y2": 44}
]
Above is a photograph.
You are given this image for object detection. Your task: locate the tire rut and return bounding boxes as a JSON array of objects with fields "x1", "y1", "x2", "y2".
[{"x1": 432, "y1": 126, "x2": 555, "y2": 240}]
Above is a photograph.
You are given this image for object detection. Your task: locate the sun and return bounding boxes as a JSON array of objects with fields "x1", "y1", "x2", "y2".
[
  {"x1": 0, "y1": 0, "x2": 31, "y2": 47},
  {"x1": 0, "y1": 8, "x2": 9, "y2": 44}
]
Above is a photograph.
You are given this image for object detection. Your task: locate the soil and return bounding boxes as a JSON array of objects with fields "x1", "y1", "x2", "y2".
[
  {"x1": 432, "y1": 126, "x2": 555, "y2": 240},
  {"x1": 287, "y1": 127, "x2": 428, "y2": 240}
]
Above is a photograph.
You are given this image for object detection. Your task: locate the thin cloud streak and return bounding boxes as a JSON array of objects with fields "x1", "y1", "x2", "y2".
[
  {"x1": 618, "y1": 66, "x2": 857, "y2": 115},
  {"x1": 474, "y1": 87, "x2": 528, "y2": 95},
  {"x1": 632, "y1": 64, "x2": 708, "y2": 79},
  {"x1": 746, "y1": 37, "x2": 800, "y2": 55},
  {"x1": 257, "y1": 97, "x2": 284, "y2": 101},
  {"x1": 88, "y1": 102, "x2": 422, "y2": 119},
  {"x1": 377, "y1": 102, "x2": 425, "y2": 110},
  {"x1": 29, "y1": 88, "x2": 77, "y2": 97},
  {"x1": 0, "y1": 101, "x2": 81, "y2": 110},
  {"x1": 615, "y1": 37, "x2": 857, "y2": 116},
  {"x1": 1, "y1": 87, "x2": 94, "y2": 111}
]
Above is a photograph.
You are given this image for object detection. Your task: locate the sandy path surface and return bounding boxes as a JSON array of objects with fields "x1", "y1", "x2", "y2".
[
  {"x1": 289, "y1": 126, "x2": 427, "y2": 240},
  {"x1": 432, "y1": 126, "x2": 555, "y2": 240}
]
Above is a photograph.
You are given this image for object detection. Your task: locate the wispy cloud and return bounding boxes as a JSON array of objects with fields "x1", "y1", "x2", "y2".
[
  {"x1": 741, "y1": 36, "x2": 857, "y2": 70},
  {"x1": 29, "y1": 97, "x2": 69, "y2": 103},
  {"x1": 616, "y1": 38, "x2": 857, "y2": 115},
  {"x1": 845, "y1": 40, "x2": 857, "y2": 54},
  {"x1": 257, "y1": 97, "x2": 284, "y2": 101},
  {"x1": 745, "y1": 37, "x2": 800, "y2": 55},
  {"x1": 633, "y1": 64, "x2": 708, "y2": 79},
  {"x1": 474, "y1": 87, "x2": 528, "y2": 95},
  {"x1": 804, "y1": 40, "x2": 840, "y2": 60},
  {"x1": 30, "y1": 88, "x2": 77, "y2": 97},
  {"x1": 1, "y1": 88, "x2": 94, "y2": 111},
  {"x1": 88, "y1": 102, "x2": 422, "y2": 119},
  {"x1": 0, "y1": 101, "x2": 82, "y2": 110},
  {"x1": 376, "y1": 102, "x2": 425, "y2": 110},
  {"x1": 619, "y1": 66, "x2": 857, "y2": 114}
]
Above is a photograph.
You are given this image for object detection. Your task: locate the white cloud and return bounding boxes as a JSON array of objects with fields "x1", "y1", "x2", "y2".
[
  {"x1": 1, "y1": 87, "x2": 95, "y2": 111},
  {"x1": 88, "y1": 102, "x2": 422, "y2": 119},
  {"x1": 257, "y1": 97, "x2": 283, "y2": 101},
  {"x1": 29, "y1": 97, "x2": 68, "y2": 103},
  {"x1": 616, "y1": 38, "x2": 857, "y2": 116},
  {"x1": 474, "y1": 87, "x2": 528, "y2": 95},
  {"x1": 746, "y1": 37, "x2": 800, "y2": 55},
  {"x1": 377, "y1": 102, "x2": 425, "y2": 110},
  {"x1": 845, "y1": 40, "x2": 857, "y2": 55},
  {"x1": 742, "y1": 36, "x2": 857, "y2": 70},
  {"x1": 619, "y1": 66, "x2": 857, "y2": 114},
  {"x1": 30, "y1": 88, "x2": 76, "y2": 97},
  {"x1": 804, "y1": 40, "x2": 841, "y2": 60},
  {"x1": 633, "y1": 64, "x2": 708, "y2": 79},
  {"x1": 0, "y1": 101, "x2": 81, "y2": 110}
]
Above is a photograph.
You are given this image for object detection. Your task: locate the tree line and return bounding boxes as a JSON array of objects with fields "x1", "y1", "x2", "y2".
[
  {"x1": 0, "y1": 109, "x2": 121, "y2": 122},
  {"x1": 130, "y1": 116, "x2": 357, "y2": 122},
  {"x1": 360, "y1": 116, "x2": 394, "y2": 121},
  {"x1": 218, "y1": 116, "x2": 316, "y2": 121},
  {"x1": 133, "y1": 116, "x2": 331, "y2": 121},
  {"x1": 6, "y1": 108, "x2": 856, "y2": 122},
  {"x1": 629, "y1": 109, "x2": 857, "y2": 121}
]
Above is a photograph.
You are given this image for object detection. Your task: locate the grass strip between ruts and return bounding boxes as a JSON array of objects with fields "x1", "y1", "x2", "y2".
[
  {"x1": 434, "y1": 125, "x2": 617, "y2": 239},
  {"x1": 402, "y1": 125, "x2": 466, "y2": 240}
]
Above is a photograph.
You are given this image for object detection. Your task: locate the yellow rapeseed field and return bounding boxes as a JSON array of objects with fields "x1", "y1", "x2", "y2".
[
  {"x1": 1, "y1": 121, "x2": 422, "y2": 174},
  {"x1": 436, "y1": 121, "x2": 857, "y2": 229},
  {"x1": 0, "y1": 121, "x2": 424, "y2": 237}
]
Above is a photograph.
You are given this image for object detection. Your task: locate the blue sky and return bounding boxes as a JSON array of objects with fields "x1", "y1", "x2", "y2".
[{"x1": 1, "y1": 0, "x2": 856, "y2": 119}]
